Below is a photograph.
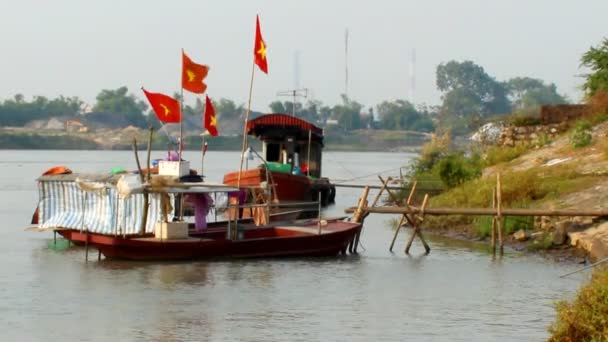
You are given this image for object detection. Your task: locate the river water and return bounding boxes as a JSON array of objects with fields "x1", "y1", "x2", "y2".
[{"x1": 0, "y1": 150, "x2": 586, "y2": 341}]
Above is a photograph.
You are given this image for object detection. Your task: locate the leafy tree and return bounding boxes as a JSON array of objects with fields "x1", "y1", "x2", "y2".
[
  {"x1": 581, "y1": 38, "x2": 608, "y2": 96},
  {"x1": 0, "y1": 94, "x2": 84, "y2": 126},
  {"x1": 376, "y1": 99, "x2": 434, "y2": 132},
  {"x1": 507, "y1": 77, "x2": 567, "y2": 110},
  {"x1": 437, "y1": 60, "x2": 511, "y2": 119},
  {"x1": 93, "y1": 87, "x2": 148, "y2": 127},
  {"x1": 214, "y1": 98, "x2": 244, "y2": 120},
  {"x1": 268, "y1": 100, "x2": 320, "y2": 123},
  {"x1": 331, "y1": 95, "x2": 363, "y2": 131}
]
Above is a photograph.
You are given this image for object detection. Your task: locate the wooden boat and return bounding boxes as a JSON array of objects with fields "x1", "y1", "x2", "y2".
[
  {"x1": 223, "y1": 114, "x2": 336, "y2": 206},
  {"x1": 61, "y1": 218, "x2": 361, "y2": 260},
  {"x1": 33, "y1": 171, "x2": 360, "y2": 261}
]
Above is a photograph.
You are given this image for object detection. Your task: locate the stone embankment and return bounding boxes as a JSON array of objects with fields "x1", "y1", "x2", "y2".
[{"x1": 499, "y1": 122, "x2": 569, "y2": 147}]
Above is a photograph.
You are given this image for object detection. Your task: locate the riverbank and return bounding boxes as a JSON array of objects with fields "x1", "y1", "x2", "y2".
[
  {"x1": 406, "y1": 118, "x2": 608, "y2": 263},
  {"x1": 0, "y1": 127, "x2": 428, "y2": 152}
]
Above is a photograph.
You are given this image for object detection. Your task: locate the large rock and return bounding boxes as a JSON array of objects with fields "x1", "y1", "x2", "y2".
[
  {"x1": 569, "y1": 222, "x2": 608, "y2": 261},
  {"x1": 471, "y1": 122, "x2": 503, "y2": 145},
  {"x1": 553, "y1": 220, "x2": 573, "y2": 246},
  {"x1": 513, "y1": 229, "x2": 530, "y2": 241}
]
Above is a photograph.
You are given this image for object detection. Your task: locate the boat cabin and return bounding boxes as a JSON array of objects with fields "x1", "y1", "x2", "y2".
[{"x1": 246, "y1": 114, "x2": 324, "y2": 178}]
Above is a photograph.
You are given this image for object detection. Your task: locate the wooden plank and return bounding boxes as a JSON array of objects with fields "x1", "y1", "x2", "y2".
[{"x1": 345, "y1": 206, "x2": 608, "y2": 217}]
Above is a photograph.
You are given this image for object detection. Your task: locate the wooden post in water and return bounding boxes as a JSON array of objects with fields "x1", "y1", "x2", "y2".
[
  {"x1": 496, "y1": 173, "x2": 504, "y2": 256},
  {"x1": 405, "y1": 193, "x2": 430, "y2": 255},
  {"x1": 350, "y1": 186, "x2": 369, "y2": 254},
  {"x1": 389, "y1": 180, "x2": 417, "y2": 252},
  {"x1": 491, "y1": 188, "x2": 497, "y2": 256}
]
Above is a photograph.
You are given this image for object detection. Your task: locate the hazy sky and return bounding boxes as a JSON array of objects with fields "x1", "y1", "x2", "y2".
[{"x1": 1, "y1": 0, "x2": 607, "y2": 112}]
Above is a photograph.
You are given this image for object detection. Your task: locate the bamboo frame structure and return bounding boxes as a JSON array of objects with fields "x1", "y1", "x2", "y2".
[{"x1": 345, "y1": 172, "x2": 608, "y2": 256}]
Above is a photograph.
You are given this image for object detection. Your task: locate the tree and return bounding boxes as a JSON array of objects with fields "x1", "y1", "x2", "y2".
[
  {"x1": 581, "y1": 38, "x2": 608, "y2": 96},
  {"x1": 376, "y1": 99, "x2": 434, "y2": 132},
  {"x1": 214, "y1": 98, "x2": 244, "y2": 120},
  {"x1": 93, "y1": 87, "x2": 148, "y2": 127},
  {"x1": 331, "y1": 95, "x2": 363, "y2": 131},
  {"x1": 507, "y1": 77, "x2": 567, "y2": 110},
  {"x1": 437, "y1": 60, "x2": 511, "y2": 119},
  {"x1": 0, "y1": 94, "x2": 84, "y2": 126}
]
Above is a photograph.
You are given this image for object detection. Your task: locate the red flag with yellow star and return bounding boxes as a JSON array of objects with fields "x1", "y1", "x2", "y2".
[
  {"x1": 204, "y1": 95, "x2": 218, "y2": 136},
  {"x1": 142, "y1": 88, "x2": 181, "y2": 123},
  {"x1": 182, "y1": 50, "x2": 210, "y2": 94},
  {"x1": 253, "y1": 15, "x2": 268, "y2": 74}
]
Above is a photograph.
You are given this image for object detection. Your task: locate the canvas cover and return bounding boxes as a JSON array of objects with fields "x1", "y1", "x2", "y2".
[{"x1": 37, "y1": 180, "x2": 173, "y2": 235}]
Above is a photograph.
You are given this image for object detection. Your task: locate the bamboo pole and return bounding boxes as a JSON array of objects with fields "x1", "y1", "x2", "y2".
[
  {"x1": 132, "y1": 138, "x2": 144, "y2": 183},
  {"x1": 389, "y1": 180, "x2": 417, "y2": 252},
  {"x1": 370, "y1": 176, "x2": 391, "y2": 208},
  {"x1": 491, "y1": 188, "x2": 497, "y2": 256},
  {"x1": 389, "y1": 215, "x2": 407, "y2": 252},
  {"x1": 344, "y1": 206, "x2": 608, "y2": 217},
  {"x1": 237, "y1": 61, "x2": 257, "y2": 189},
  {"x1": 497, "y1": 173, "x2": 503, "y2": 256},
  {"x1": 405, "y1": 194, "x2": 430, "y2": 254},
  {"x1": 139, "y1": 127, "x2": 153, "y2": 235},
  {"x1": 352, "y1": 186, "x2": 370, "y2": 223}
]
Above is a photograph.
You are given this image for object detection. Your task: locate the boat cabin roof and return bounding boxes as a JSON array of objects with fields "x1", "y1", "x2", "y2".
[{"x1": 247, "y1": 114, "x2": 323, "y2": 142}]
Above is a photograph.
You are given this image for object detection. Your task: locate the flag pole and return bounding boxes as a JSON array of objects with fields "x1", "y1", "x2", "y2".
[
  {"x1": 237, "y1": 60, "x2": 257, "y2": 189},
  {"x1": 201, "y1": 132, "x2": 206, "y2": 179},
  {"x1": 179, "y1": 49, "x2": 184, "y2": 162}
]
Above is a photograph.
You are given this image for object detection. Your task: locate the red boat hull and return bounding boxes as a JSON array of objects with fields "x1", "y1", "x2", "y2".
[
  {"x1": 57, "y1": 220, "x2": 361, "y2": 261},
  {"x1": 223, "y1": 168, "x2": 312, "y2": 202}
]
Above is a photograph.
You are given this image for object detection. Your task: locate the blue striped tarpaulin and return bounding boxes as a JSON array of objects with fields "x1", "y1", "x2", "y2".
[{"x1": 38, "y1": 181, "x2": 173, "y2": 235}]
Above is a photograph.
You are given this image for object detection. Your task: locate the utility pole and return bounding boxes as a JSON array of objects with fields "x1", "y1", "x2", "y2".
[{"x1": 276, "y1": 88, "x2": 308, "y2": 117}]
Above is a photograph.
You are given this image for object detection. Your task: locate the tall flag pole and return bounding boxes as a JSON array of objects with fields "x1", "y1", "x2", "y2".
[
  {"x1": 237, "y1": 14, "x2": 268, "y2": 189},
  {"x1": 201, "y1": 95, "x2": 218, "y2": 177},
  {"x1": 180, "y1": 49, "x2": 210, "y2": 161}
]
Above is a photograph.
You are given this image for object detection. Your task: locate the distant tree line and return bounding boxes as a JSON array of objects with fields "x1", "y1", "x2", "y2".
[{"x1": 2, "y1": 55, "x2": 584, "y2": 134}]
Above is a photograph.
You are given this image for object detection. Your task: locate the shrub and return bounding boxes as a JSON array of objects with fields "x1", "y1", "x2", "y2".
[
  {"x1": 414, "y1": 130, "x2": 451, "y2": 174},
  {"x1": 483, "y1": 144, "x2": 530, "y2": 167},
  {"x1": 436, "y1": 153, "x2": 482, "y2": 189},
  {"x1": 510, "y1": 113, "x2": 541, "y2": 127},
  {"x1": 570, "y1": 120, "x2": 592, "y2": 148},
  {"x1": 473, "y1": 215, "x2": 534, "y2": 238},
  {"x1": 548, "y1": 268, "x2": 608, "y2": 341}
]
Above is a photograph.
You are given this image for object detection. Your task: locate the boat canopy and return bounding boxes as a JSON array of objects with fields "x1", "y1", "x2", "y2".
[
  {"x1": 36, "y1": 173, "x2": 239, "y2": 235},
  {"x1": 247, "y1": 114, "x2": 323, "y2": 142}
]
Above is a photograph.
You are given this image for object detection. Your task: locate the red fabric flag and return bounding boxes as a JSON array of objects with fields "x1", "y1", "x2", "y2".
[
  {"x1": 253, "y1": 15, "x2": 268, "y2": 74},
  {"x1": 182, "y1": 50, "x2": 210, "y2": 94},
  {"x1": 204, "y1": 95, "x2": 218, "y2": 136},
  {"x1": 142, "y1": 88, "x2": 181, "y2": 123}
]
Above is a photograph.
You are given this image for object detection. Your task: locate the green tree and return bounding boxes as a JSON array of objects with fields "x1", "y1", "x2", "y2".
[
  {"x1": 437, "y1": 60, "x2": 511, "y2": 119},
  {"x1": 331, "y1": 95, "x2": 363, "y2": 131},
  {"x1": 93, "y1": 87, "x2": 148, "y2": 127},
  {"x1": 581, "y1": 37, "x2": 608, "y2": 96},
  {"x1": 0, "y1": 94, "x2": 83, "y2": 126},
  {"x1": 215, "y1": 98, "x2": 244, "y2": 120},
  {"x1": 376, "y1": 99, "x2": 434, "y2": 132},
  {"x1": 507, "y1": 77, "x2": 567, "y2": 110}
]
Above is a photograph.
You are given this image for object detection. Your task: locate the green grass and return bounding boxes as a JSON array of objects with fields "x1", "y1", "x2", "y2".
[
  {"x1": 482, "y1": 144, "x2": 531, "y2": 167},
  {"x1": 548, "y1": 267, "x2": 608, "y2": 341},
  {"x1": 421, "y1": 167, "x2": 601, "y2": 231},
  {"x1": 473, "y1": 215, "x2": 534, "y2": 238}
]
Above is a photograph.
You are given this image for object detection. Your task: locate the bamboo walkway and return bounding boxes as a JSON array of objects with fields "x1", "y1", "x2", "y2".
[{"x1": 349, "y1": 173, "x2": 608, "y2": 257}]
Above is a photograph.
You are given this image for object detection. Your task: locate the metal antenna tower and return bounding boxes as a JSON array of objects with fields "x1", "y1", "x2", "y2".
[
  {"x1": 276, "y1": 88, "x2": 308, "y2": 117},
  {"x1": 344, "y1": 28, "x2": 349, "y2": 97}
]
